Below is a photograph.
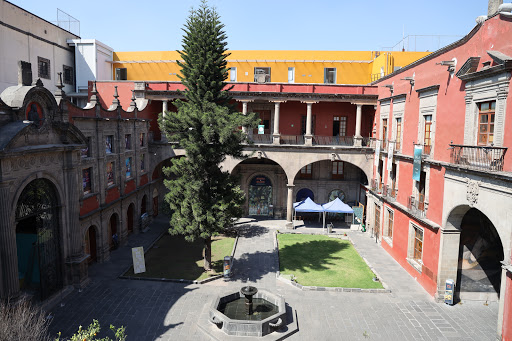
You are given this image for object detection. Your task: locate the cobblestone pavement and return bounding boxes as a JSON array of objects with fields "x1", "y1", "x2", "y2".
[{"x1": 49, "y1": 217, "x2": 500, "y2": 340}]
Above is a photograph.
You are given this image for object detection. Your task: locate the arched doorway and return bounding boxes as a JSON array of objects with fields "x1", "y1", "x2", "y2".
[
  {"x1": 108, "y1": 214, "x2": 118, "y2": 250},
  {"x1": 141, "y1": 195, "x2": 147, "y2": 215},
  {"x1": 84, "y1": 226, "x2": 97, "y2": 263},
  {"x1": 457, "y1": 208, "x2": 503, "y2": 300},
  {"x1": 127, "y1": 204, "x2": 134, "y2": 233},
  {"x1": 153, "y1": 189, "x2": 159, "y2": 217},
  {"x1": 248, "y1": 175, "x2": 273, "y2": 216},
  {"x1": 15, "y1": 178, "x2": 62, "y2": 300},
  {"x1": 296, "y1": 188, "x2": 314, "y2": 202}
]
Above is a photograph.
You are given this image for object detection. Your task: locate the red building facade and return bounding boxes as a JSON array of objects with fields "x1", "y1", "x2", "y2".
[{"x1": 368, "y1": 11, "x2": 512, "y2": 338}]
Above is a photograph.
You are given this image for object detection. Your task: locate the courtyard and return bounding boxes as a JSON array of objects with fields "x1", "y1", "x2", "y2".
[{"x1": 46, "y1": 216, "x2": 499, "y2": 341}]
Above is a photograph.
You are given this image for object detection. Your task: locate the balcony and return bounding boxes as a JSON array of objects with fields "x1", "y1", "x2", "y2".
[
  {"x1": 370, "y1": 178, "x2": 383, "y2": 194},
  {"x1": 450, "y1": 144, "x2": 507, "y2": 172},
  {"x1": 407, "y1": 195, "x2": 426, "y2": 218},
  {"x1": 250, "y1": 134, "x2": 273, "y2": 144},
  {"x1": 281, "y1": 135, "x2": 304, "y2": 145},
  {"x1": 384, "y1": 185, "x2": 397, "y2": 201},
  {"x1": 313, "y1": 135, "x2": 354, "y2": 146}
]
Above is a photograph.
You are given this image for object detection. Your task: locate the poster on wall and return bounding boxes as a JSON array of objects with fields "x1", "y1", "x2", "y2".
[
  {"x1": 387, "y1": 141, "x2": 394, "y2": 171},
  {"x1": 412, "y1": 145, "x2": 422, "y2": 181},
  {"x1": 374, "y1": 139, "x2": 381, "y2": 166},
  {"x1": 258, "y1": 125, "x2": 265, "y2": 134},
  {"x1": 248, "y1": 176, "x2": 272, "y2": 216}
]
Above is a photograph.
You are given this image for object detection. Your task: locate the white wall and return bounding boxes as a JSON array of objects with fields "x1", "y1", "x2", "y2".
[{"x1": 0, "y1": 0, "x2": 78, "y2": 93}]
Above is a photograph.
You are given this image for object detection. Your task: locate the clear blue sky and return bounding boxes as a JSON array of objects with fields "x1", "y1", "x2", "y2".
[{"x1": 12, "y1": 0, "x2": 492, "y2": 52}]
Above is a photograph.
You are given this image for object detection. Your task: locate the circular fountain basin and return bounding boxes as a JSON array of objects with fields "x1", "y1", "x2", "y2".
[{"x1": 209, "y1": 289, "x2": 286, "y2": 337}]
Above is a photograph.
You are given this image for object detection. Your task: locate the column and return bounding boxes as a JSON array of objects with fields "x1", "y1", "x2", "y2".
[
  {"x1": 0, "y1": 184, "x2": 19, "y2": 299},
  {"x1": 354, "y1": 103, "x2": 363, "y2": 147},
  {"x1": 304, "y1": 101, "x2": 315, "y2": 146},
  {"x1": 162, "y1": 100, "x2": 168, "y2": 118},
  {"x1": 272, "y1": 101, "x2": 282, "y2": 144},
  {"x1": 286, "y1": 184, "x2": 294, "y2": 229},
  {"x1": 242, "y1": 101, "x2": 248, "y2": 134}
]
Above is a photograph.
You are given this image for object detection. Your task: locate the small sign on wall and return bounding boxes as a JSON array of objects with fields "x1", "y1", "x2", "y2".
[{"x1": 132, "y1": 247, "x2": 146, "y2": 274}]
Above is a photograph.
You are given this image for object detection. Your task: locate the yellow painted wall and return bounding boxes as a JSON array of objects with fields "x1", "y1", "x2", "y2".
[
  {"x1": 370, "y1": 51, "x2": 431, "y2": 81},
  {"x1": 113, "y1": 50, "x2": 429, "y2": 85}
]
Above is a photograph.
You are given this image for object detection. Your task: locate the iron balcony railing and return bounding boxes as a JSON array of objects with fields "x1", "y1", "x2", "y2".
[
  {"x1": 280, "y1": 135, "x2": 305, "y2": 145},
  {"x1": 371, "y1": 178, "x2": 378, "y2": 191},
  {"x1": 407, "y1": 195, "x2": 426, "y2": 218},
  {"x1": 250, "y1": 134, "x2": 273, "y2": 144},
  {"x1": 450, "y1": 144, "x2": 507, "y2": 172},
  {"x1": 313, "y1": 135, "x2": 354, "y2": 146},
  {"x1": 384, "y1": 185, "x2": 397, "y2": 201}
]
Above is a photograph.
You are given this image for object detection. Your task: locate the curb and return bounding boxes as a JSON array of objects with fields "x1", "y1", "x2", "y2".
[{"x1": 274, "y1": 232, "x2": 392, "y2": 294}]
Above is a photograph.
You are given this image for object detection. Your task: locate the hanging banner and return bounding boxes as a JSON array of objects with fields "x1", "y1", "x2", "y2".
[
  {"x1": 412, "y1": 145, "x2": 422, "y2": 181},
  {"x1": 258, "y1": 125, "x2": 265, "y2": 134},
  {"x1": 374, "y1": 140, "x2": 381, "y2": 166},
  {"x1": 132, "y1": 247, "x2": 146, "y2": 274},
  {"x1": 387, "y1": 141, "x2": 394, "y2": 171}
]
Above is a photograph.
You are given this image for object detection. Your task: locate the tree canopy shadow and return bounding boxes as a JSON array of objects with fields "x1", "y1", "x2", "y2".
[
  {"x1": 278, "y1": 239, "x2": 349, "y2": 273},
  {"x1": 229, "y1": 249, "x2": 278, "y2": 283},
  {"x1": 236, "y1": 224, "x2": 268, "y2": 238}
]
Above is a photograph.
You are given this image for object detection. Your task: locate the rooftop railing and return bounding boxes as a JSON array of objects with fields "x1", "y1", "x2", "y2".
[{"x1": 449, "y1": 144, "x2": 507, "y2": 172}]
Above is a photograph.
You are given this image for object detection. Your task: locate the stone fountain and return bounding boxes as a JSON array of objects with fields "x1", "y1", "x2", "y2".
[{"x1": 206, "y1": 286, "x2": 289, "y2": 338}]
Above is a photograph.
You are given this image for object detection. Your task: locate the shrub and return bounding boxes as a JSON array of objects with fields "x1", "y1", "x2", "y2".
[{"x1": 0, "y1": 298, "x2": 51, "y2": 341}]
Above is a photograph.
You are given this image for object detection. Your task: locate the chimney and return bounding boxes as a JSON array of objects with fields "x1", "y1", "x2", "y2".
[
  {"x1": 17, "y1": 61, "x2": 32, "y2": 86},
  {"x1": 488, "y1": 0, "x2": 503, "y2": 16}
]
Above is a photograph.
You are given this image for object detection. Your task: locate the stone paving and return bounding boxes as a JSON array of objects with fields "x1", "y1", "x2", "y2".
[{"x1": 48, "y1": 217, "x2": 500, "y2": 340}]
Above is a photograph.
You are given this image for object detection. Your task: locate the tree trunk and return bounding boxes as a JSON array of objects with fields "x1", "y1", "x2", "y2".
[{"x1": 204, "y1": 236, "x2": 212, "y2": 271}]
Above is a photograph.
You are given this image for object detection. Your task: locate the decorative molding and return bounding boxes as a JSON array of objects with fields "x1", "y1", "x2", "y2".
[{"x1": 466, "y1": 178, "x2": 480, "y2": 207}]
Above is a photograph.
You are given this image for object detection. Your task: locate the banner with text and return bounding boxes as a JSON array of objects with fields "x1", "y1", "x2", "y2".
[
  {"x1": 387, "y1": 141, "x2": 394, "y2": 171},
  {"x1": 412, "y1": 145, "x2": 422, "y2": 181},
  {"x1": 374, "y1": 140, "x2": 381, "y2": 166}
]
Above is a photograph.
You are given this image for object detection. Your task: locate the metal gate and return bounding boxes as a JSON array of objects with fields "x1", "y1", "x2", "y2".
[{"x1": 15, "y1": 179, "x2": 62, "y2": 301}]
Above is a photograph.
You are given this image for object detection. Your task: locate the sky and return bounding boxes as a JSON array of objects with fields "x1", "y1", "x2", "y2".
[{"x1": 11, "y1": 0, "x2": 493, "y2": 52}]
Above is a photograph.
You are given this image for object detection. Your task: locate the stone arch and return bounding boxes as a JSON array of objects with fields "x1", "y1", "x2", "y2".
[
  {"x1": 141, "y1": 195, "x2": 148, "y2": 215},
  {"x1": 152, "y1": 188, "x2": 159, "y2": 217},
  {"x1": 221, "y1": 153, "x2": 289, "y2": 182},
  {"x1": 107, "y1": 212, "x2": 120, "y2": 251},
  {"x1": 126, "y1": 203, "x2": 135, "y2": 234},
  {"x1": 296, "y1": 188, "x2": 314, "y2": 202}
]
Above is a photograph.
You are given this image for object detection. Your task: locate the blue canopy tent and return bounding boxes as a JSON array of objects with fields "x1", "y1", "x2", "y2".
[
  {"x1": 293, "y1": 197, "x2": 325, "y2": 228},
  {"x1": 322, "y1": 198, "x2": 354, "y2": 230}
]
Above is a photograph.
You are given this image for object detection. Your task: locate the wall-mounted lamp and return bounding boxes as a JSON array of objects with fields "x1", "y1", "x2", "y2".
[
  {"x1": 401, "y1": 77, "x2": 415, "y2": 86},
  {"x1": 436, "y1": 60, "x2": 456, "y2": 72},
  {"x1": 383, "y1": 84, "x2": 394, "y2": 94},
  {"x1": 257, "y1": 151, "x2": 263, "y2": 159}
]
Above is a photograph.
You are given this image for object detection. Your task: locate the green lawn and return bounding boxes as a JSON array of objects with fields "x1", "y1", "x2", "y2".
[
  {"x1": 124, "y1": 234, "x2": 235, "y2": 281},
  {"x1": 277, "y1": 234, "x2": 383, "y2": 289}
]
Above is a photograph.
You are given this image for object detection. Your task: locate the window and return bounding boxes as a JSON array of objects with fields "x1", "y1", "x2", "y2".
[
  {"x1": 390, "y1": 162, "x2": 397, "y2": 198},
  {"x1": 139, "y1": 133, "x2": 145, "y2": 147},
  {"x1": 386, "y1": 209, "x2": 393, "y2": 238},
  {"x1": 395, "y1": 118, "x2": 402, "y2": 151},
  {"x1": 63, "y1": 65, "x2": 73, "y2": 85},
  {"x1": 125, "y1": 134, "x2": 132, "y2": 150},
  {"x1": 423, "y1": 115, "x2": 432, "y2": 154},
  {"x1": 478, "y1": 101, "x2": 495, "y2": 145},
  {"x1": 38, "y1": 57, "x2": 50, "y2": 79},
  {"x1": 81, "y1": 137, "x2": 91, "y2": 158},
  {"x1": 288, "y1": 67, "x2": 295, "y2": 83},
  {"x1": 300, "y1": 164, "x2": 312, "y2": 179},
  {"x1": 410, "y1": 224, "x2": 423, "y2": 262},
  {"x1": 115, "y1": 68, "x2": 127, "y2": 80},
  {"x1": 378, "y1": 159, "x2": 384, "y2": 190},
  {"x1": 141, "y1": 154, "x2": 145, "y2": 171},
  {"x1": 254, "y1": 67, "x2": 271, "y2": 83},
  {"x1": 324, "y1": 68, "x2": 336, "y2": 84},
  {"x1": 105, "y1": 135, "x2": 113, "y2": 154},
  {"x1": 332, "y1": 116, "x2": 347, "y2": 137},
  {"x1": 230, "y1": 67, "x2": 237, "y2": 82},
  {"x1": 106, "y1": 162, "x2": 115, "y2": 186},
  {"x1": 382, "y1": 118, "x2": 388, "y2": 149},
  {"x1": 418, "y1": 171, "x2": 426, "y2": 211},
  {"x1": 332, "y1": 161, "x2": 344, "y2": 180},
  {"x1": 125, "y1": 157, "x2": 132, "y2": 178},
  {"x1": 82, "y1": 168, "x2": 92, "y2": 194},
  {"x1": 301, "y1": 115, "x2": 316, "y2": 135}
]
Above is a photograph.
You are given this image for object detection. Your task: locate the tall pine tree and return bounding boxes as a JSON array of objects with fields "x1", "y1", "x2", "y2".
[{"x1": 159, "y1": 1, "x2": 258, "y2": 271}]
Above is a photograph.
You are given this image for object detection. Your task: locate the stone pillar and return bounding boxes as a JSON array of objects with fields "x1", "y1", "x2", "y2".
[
  {"x1": 0, "y1": 184, "x2": 19, "y2": 299},
  {"x1": 286, "y1": 184, "x2": 294, "y2": 229},
  {"x1": 162, "y1": 100, "x2": 168, "y2": 118},
  {"x1": 435, "y1": 229, "x2": 461, "y2": 301},
  {"x1": 272, "y1": 101, "x2": 282, "y2": 144},
  {"x1": 64, "y1": 152, "x2": 90, "y2": 288},
  {"x1": 354, "y1": 104, "x2": 363, "y2": 147},
  {"x1": 303, "y1": 101, "x2": 316, "y2": 146},
  {"x1": 242, "y1": 101, "x2": 248, "y2": 134}
]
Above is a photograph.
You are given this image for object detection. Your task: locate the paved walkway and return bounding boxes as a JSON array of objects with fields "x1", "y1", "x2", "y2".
[{"x1": 48, "y1": 218, "x2": 499, "y2": 341}]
